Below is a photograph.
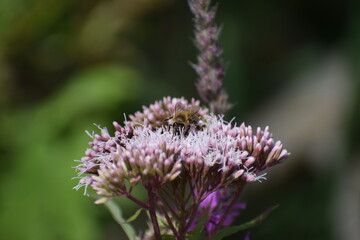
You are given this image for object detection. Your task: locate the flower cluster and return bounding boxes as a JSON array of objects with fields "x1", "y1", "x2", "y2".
[
  {"x1": 74, "y1": 97, "x2": 207, "y2": 193},
  {"x1": 75, "y1": 97, "x2": 288, "y2": 194},
  {"x1": 74, "y1": 97, "x2": 289, "y2": 239},
  {"x1": 92, "y1": 128, "x2": 183, "y2": 196}
]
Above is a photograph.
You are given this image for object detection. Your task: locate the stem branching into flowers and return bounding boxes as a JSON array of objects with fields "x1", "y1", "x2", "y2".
[
  {"x1": 157, "y1": 200, "x2": 179, "y2": 238},
  {"x1": 209, "y1": 182, "x2": 246, "y2": 239},
  {"x1": 125, "y1": 192, "x2": 149, "y2": 210},
  {"x1": 75, "y1": 97, "x2": 290, "y2": 239}
]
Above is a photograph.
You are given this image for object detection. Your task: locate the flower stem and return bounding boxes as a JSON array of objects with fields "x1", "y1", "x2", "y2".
[
  {"x1": 183, "y1": 181, "x2": 201, "y2": 230},
  {"x1": 125, "y1": 193, "x2": 149, "y2": 210},
  {"x1": 177, "y1": 178, "x2": 189, "y2": 240},
  {"x1": 159, "y1": 189, "x2": 180, "y2": 219},
  {"x1": 148, "y1": 189, "x2": 162, "y2": 240},
  {"x1": 157, "y1": 199, "x2": 179, "y2": 238},
  {"x1": 209, "y1": 182, "x2": 246, "y2": 239}
]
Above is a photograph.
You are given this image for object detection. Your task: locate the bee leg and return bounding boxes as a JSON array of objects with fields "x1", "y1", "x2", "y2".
[
  {"x1": 164, "y1": 116, "x2": 173, "y2": 122},
  {"x1": 173, "y1": 122, "x2": 185, "y2": 136},
  {"x1": 172, "y1": 123, "x2": 178, "y2": 136},
  {"x1": 196, "y1": 125, "x2": 202, "y2": 131},
  {"x1": 184, "y1": 125, "x2": 191, "y2": 136},
  {"x1": 173, "y1": 126, "x2": 180, "y2": 136},
  {"x1": 163, "y1": 116, "x2": 173, "y2": 132}
]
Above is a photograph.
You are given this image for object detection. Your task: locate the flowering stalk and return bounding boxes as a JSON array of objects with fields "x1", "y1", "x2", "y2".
[
  {"x1": 148, "y1": 189, "x2": 162, "y2": 240},
  {"x1": 189, "y1": 0, "x2": 232, "y2": 115},
  {"x1": 74, "y1": 1, "x2": 290, "y2": 239}
]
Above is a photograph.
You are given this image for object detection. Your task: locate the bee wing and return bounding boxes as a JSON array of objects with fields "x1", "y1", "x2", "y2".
[
  {"x1": 174, "y1": 102, "x2": 187, "y2": 113},
  {"x1": 189, "y1": 105, "x2": 200, "y2": 115}
]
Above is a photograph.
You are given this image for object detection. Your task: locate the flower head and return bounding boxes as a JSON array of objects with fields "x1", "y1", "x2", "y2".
[
  {"x1": 92, "y1": 128, "x2": 183, "y2": 197},
  {"x1": 74, "y1": 97, "x2": 289, "y2": 198}
]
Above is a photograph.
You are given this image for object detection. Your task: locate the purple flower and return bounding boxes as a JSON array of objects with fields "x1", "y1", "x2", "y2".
[
  {"x1": 188, "y1": 189, "x2": 246, "y2": 233},
  {"x1": 244, "y1": 232, "x2": 251, "y2": 240}
]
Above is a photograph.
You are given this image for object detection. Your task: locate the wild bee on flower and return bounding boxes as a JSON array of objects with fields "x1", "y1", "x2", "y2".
[{"x1": 164, "y1": 102, "x2": 203, "y2": 136}]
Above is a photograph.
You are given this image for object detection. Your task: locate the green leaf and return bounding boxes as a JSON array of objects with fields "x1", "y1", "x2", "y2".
[
  {"x1": 161, "y1": 234, "x2": 176, "y2": 240},
  {"x1": 94, "y1": 197, "x2": 110, "y2": 204},
  {"x1": 93, "y1": 195, "x2": 145, "y2": 224},
  {"x1": 104, "y1": 199, "x2": 136, "y2": 240},
  {"x1": 0, "y1": 64, "x2": 142, "y2": 240},
  {"x1": 126, "y1": 208, "x2": 145, "y2": 223},
  {"x1": 214, "y1": 205, "x2": 279, "y2": 240}
]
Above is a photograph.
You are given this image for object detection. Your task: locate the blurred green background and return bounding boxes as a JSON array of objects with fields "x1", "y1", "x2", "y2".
[{"x1": 1, "y1": 0, "x2": 359, "y2": 239}]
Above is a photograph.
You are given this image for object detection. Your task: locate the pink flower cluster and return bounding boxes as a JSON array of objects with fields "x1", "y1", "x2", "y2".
[
  {"x1": 74, "y1": 97, "x2": 289, "y2": 239},
  {"x1": 74, "y1": 97, "x2": 289, "y2": 198}
]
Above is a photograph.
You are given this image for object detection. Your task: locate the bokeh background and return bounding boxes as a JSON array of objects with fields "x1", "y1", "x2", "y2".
[{"x1": 1, "y1": 0, "x2": 359, "y2": 239}]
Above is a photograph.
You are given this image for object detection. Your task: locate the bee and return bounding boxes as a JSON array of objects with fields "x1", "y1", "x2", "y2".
[{"x1": 164, "y1": 102, "x2": 202, "y2": 136}]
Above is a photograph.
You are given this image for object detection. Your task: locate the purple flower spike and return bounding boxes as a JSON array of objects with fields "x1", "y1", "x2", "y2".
[{"x1": 189, "y1": 0, "x2": 232, "y2": 115}]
